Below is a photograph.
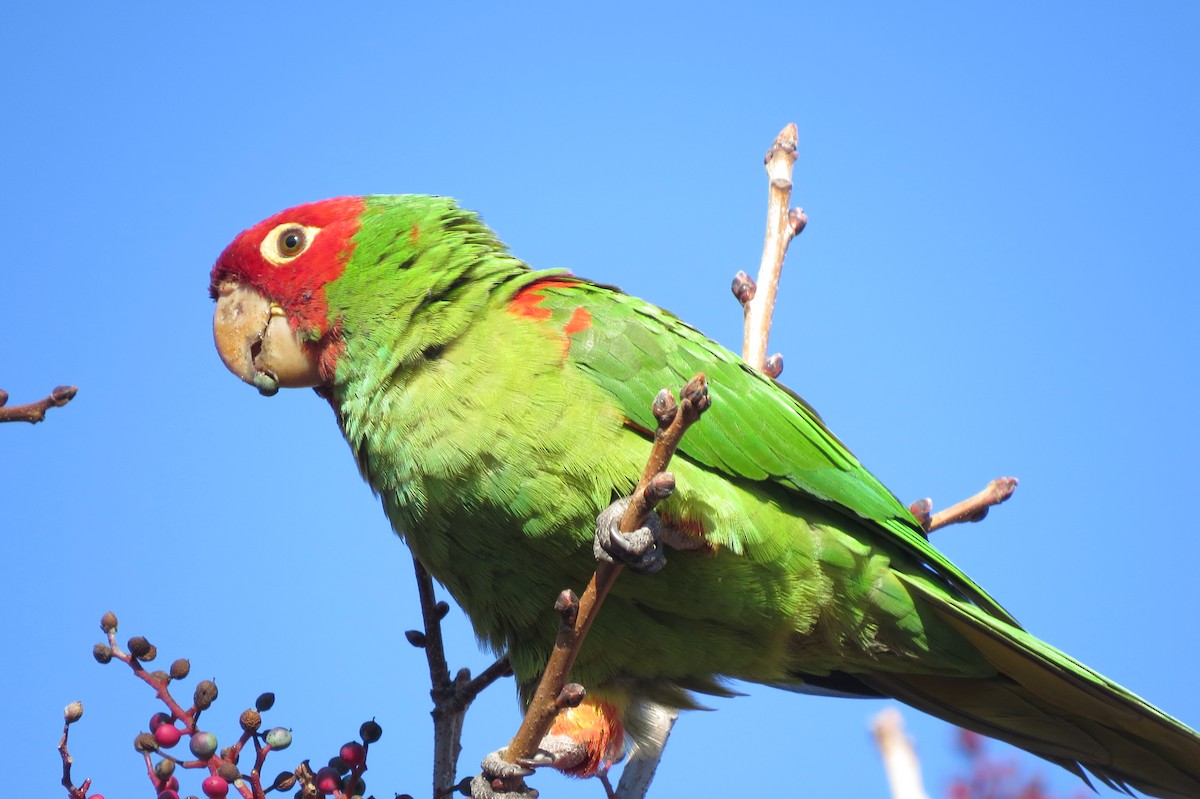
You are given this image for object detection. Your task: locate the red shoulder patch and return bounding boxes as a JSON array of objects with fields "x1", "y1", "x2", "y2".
[{"x1": 508, "y1": 278, "x2": 592, "y2": 356}]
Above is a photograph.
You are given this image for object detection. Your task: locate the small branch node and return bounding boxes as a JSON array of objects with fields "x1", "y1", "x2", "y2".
[
  {"x1": 763, "y1": 354, "x2": 784, "y2": 379},
  {"x1": 554, "y1": 589, "x2": 580, "y2": 629},
  {"x1": 788, "y1": 207, "x2": 808, "y2": 235},
  {"x1": 908, "y1": 498, "x2": 934, "y2": 532},
  {"x1": 731, "y1": 271, "x2": 757, "y2": 305},
  {"x1": 555, "y1": 683, "x2": 586, "y2": 710},
  {"x1": 651, "y1": 388, "x2": 677, "y2": 428}
]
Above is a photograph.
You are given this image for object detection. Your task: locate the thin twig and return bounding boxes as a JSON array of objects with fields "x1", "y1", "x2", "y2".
[
  {"x1": 58, "y1": 711, "x2": 89, "y2": 799},
  {"x1": 740, "y1": 124, "x2": 806, "y2": 372},
  {"x1": 909, "y1": 477, "x2": 1019, "y2": 534},
  {"x1": 0, "y1": 385, "x2": 77, "y2": 424},
  {"x1": 413, "y1": 555, "x2": 514, "y2": 797},
  {"x1": 871, "y1": 708, "x2": 931, "y2": 799},
  {"x1": 504, "y1": 374, "x2": 710, "y2": 770}
]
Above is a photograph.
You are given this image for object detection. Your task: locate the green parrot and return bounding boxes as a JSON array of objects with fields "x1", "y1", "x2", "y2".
[{"x1": 210, "y1": 194, "x2": 1200, "y2": 797}]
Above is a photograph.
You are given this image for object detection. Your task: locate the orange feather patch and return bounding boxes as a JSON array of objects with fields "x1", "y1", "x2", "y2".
[{"x1": 548, "y1": 697, "x2": 625, "y2": 777}]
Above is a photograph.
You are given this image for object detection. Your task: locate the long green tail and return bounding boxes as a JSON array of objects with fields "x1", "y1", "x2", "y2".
[{"x1": 861, "y1": 574, "x2": 1200, "y2": 798}]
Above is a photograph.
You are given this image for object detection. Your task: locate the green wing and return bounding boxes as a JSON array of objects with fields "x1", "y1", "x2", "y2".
[{"x1": 520, "y1": 274, "x2": 1017, "y2": 627}]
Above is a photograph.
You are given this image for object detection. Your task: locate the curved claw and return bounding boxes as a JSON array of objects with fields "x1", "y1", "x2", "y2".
[
  {"x1": 594, "y1": 496, "x2": 666, "y2": 575},
  {"x1": 473, "y1": 750, "x2": 539, "y2": 799}
]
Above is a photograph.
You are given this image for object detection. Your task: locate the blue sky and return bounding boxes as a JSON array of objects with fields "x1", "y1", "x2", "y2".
[{"x1": 4, "y1": 3, "x2": 1198, "y2": 798}]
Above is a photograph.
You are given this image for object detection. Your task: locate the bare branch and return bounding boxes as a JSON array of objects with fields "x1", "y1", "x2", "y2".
[
  {"x1": 504, "y1": 374, "x2": 710, "y2": 768},
  {"x1": 871, "y1": 707, "x2": 931, "y2": 799},
  {"x1": 0, "y1": 385, "x2": 77, "y2": 424},
  {"x1": 913, "y1": 477, "x2": 1020, "y2": 534},
  {"x1": 740, "y1": 124, "x2": 806, "y2": 372},
  {"x1": 412, "y1": 556, "x2": 512, "y2": 797}
]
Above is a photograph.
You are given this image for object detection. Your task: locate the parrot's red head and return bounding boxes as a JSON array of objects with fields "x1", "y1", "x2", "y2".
[{"x1": 209, "y1": 197, "x2": 364, "y2": 395}]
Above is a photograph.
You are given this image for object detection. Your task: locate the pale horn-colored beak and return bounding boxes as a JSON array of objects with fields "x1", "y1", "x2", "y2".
[{"x1": 212, "y1": 281, "x2": 323, "y2": 396}]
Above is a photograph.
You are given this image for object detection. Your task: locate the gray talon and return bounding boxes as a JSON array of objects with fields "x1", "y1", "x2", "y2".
[
  {"x1": 594, "y1": 496, "x2": 666, "y2": 575},
  {"x1": 473, "y1": 750, "x2": 539, "y2": 799},
  {"x1": 480, "y1": 750, "x2": 534, "y2": 779}
]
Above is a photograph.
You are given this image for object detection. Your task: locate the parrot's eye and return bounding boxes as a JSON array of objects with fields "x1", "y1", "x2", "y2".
[
  {"x1": 279, "y1": 228, "x2": 306, "y2": 255},
  {"x1": 261, "y1": 222, "x2": 320, "y2": 266}
]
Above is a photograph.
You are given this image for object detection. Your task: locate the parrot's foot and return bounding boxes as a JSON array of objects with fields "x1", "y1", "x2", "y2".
[
  {"x1": 594, "y1": 496, "x2": 665, "y2": 575},
  {"x1": 471, "y1": 748, "x2": 550, "y2": 799},
  {"x1": 470, "y1": 734, "x2": 599, "y2": 798}
]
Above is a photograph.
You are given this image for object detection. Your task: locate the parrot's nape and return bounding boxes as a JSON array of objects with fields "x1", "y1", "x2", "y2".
[{"x1": 210, "y1": 194, "x2": 1200, "y2": 797}]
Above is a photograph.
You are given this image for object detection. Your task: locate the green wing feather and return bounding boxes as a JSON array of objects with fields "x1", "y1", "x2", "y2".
[
  {"x1": 515, "y1": 274, "x2": 1200, "y2": 797},
  {"x1": 522, "y1": 275, "x2": 1017, "y2": 626}
]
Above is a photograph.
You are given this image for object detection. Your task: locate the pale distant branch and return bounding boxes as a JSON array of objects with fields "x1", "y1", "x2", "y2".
[
  {"x1": 0, "y1": 385, "x2": 77, "y2": 424},
  {"x1": 871, "y1": 707, "x2": 931, "y2": 799}
]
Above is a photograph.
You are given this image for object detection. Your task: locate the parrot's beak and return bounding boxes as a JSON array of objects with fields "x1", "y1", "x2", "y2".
[{"x1": 212, "y1": 281, "x2": 323, "y2": 396}]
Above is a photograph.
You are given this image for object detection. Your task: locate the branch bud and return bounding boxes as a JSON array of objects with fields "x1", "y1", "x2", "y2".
[
  {"x1": 788, "y1": 207, "x2": 808, "y2": 236},
  {"x1": 763, "y1": 353, "x2": 783, "y2": 379},
  {"x1": 555, "y1": 683, "x2": 586, "y2": 709},
  {"x1": 92, "y1": 643, "x2": 113, "y2": 664},
  {"x1": 645, "y1": 472, "x2": 675, "y2": 503},
  {"x1": 218, "y1": 762, "x2": 242, "y2": 782},
  {"x1": 135, "y1": 732, "x2": 160, "y2": 752},
  {"x1": 554, "y1": 589, "x2": 579, "y2": 628},
  {"x1": 681, "y1": 373, "x2": 711, "y2": 415},
  {"x1": 64, "y1": 701, "x2": 84, "y2": 724},
  {"x1": 404, "y1": 629, "x2": 427, "y2": 648},
  {"x1": 731, "y1": 271, "x2": 757, "y2": 304},
  {"x1": 100, "y1": 611, "x2": 118, "y2": 634},
  {"x1": 908, "y1": 498, "x2": 933, "y2": 532},
  {"x1": 169, "y1": 658, "x2": 190, "y2": 680},
  {"x1": 652, "y1": 388, "x2": 677, "y2": 428}
]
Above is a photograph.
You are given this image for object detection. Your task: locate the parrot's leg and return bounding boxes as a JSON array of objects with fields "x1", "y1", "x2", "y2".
[
  {"x1": 615, "y1": 701, "x2": 679, "y2": 799},
  {"x1": 593, "y1": 496, "x2": 665, "y2": 575},
  {"x1": 473, "y1": 698, "x2": 627, "y2": 798}
]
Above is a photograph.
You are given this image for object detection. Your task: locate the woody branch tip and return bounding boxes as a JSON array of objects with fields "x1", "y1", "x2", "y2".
[{"x1": 0, "y1": 385, "x2": 78, "y2": 424}]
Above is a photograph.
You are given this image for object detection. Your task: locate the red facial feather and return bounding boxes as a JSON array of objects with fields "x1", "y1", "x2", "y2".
[{"x1": 209, "y1": 196, "x2": 366, "y2": 337}]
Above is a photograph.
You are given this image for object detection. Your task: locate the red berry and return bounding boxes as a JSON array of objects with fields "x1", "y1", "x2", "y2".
[
  {"x1": 314, "y1": 766, "x2": 341, "y2": 794},
  {"x1": 165, "y1": 775, "x2": 179, "y2": 791},
  {"x1": 157, "y1": 791, "x2": 180, "y2": 799},
  {"x1": 339, "y1": 741, "x2": 366, "y2": 767},
  {"x1": 154, "y1": 724, "x2": 182, "y2": 748},
  {"x1": 201, "y1": 775, "x2": 230, "y2": 798},
  {"x1": 149, "y1": 712, "x2": 171, "y2": 731}
]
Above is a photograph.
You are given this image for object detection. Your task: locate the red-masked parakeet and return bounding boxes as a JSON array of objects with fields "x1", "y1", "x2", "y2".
[{"x1": 210, "y1": 195, "x2": 1200, "y2": 797}]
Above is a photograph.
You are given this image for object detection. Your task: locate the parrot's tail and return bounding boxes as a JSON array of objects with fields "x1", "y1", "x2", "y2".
[{"x1": 860, "y1": 575, "x2": 1200, "y2": 799}]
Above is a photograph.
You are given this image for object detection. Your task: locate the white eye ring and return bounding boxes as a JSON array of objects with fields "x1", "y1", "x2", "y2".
[{"x1": 261, "y1": 222, "x2": 321, "y2": 265}]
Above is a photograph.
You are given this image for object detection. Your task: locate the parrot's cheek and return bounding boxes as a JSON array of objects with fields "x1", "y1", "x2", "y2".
[{"x1": 213, "y1": 281, "x2": 323, "y2": 396}]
